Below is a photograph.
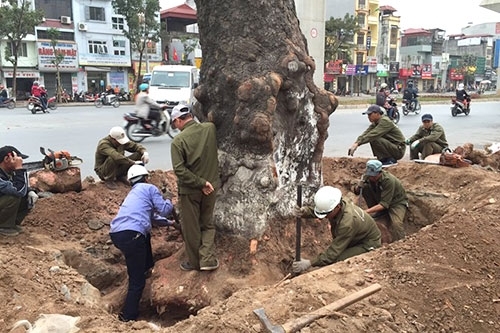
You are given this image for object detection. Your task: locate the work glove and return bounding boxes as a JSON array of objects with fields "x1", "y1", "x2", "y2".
[
  {"x1": 410, "y1": 140, "x2": 420, "y2": 150},
  {"x1": 348, "y1": 143, "x2": 358, "y2": 156},
  {"x1": 405, "y1": 138, "x2": 411, "y2": 145},
  {"x1": 292, "y1": 259, "x2": 311, "y2": 274},
  {"x1": 293, "y1": 205, "x2": 308, "y2": 217},
  {"x1": 27, "y1": 190, "x2": 39, "y2": 209},
  {"x1": 141, "y1": 152, "x2": 150, "y2": 164}
]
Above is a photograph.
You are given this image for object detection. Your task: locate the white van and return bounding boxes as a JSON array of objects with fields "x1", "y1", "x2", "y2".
[{"x1": 148, "y1": 65, "x2": 199, "y2": 108}]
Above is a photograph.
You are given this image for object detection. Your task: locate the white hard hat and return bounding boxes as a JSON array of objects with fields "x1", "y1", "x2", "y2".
[
  {"x1": 127, "y1": 164, "x2": 148, "y2": 184},
  {"x1": 109, "y1": 126, "x2": 129, "y2": 145},
  {"x1": 380, "y1": 83, "x2": 388, "y2": 89},
  {"x1": 313, "y1": 186, "x2": 342, "y2": 218},
  {"x1": 458, "y1": 83, "x2": 464, "y2": 90}
]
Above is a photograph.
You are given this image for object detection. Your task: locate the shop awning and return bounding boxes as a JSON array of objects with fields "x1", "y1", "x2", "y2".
[{"x1": 85, "y1": 66, "x2": 111, "y2": 72}]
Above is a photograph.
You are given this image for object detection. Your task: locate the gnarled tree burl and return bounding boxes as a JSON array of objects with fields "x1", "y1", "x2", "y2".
[{"x1": 193, "y1": 0, "x2": 338, "y2": 238}]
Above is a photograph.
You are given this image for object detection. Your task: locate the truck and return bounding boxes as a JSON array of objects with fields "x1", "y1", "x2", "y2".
[{"x1": 148, "y1": 65, "x2": 199, "y2": 109}]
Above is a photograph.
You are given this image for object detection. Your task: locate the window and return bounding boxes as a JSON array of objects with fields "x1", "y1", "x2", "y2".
[
  {"x1": 356, "y1": 33, "x2": 365, "y2": 46},
  {"x1": 112, "y1": 16, "x2": 124, "y2": 30},
  {"x1": 85, "y1": 6, "x2": 105, "y2": 21},
  {"x1": 88, "y1": 40, "x2": 108, "y2": 54},
  {"x1": 146, "y1": 41, "x2": 157, "y2": 54},
  {"x1": 113, "y1": 40, "x2": 126, "y2": 56},
  {"x1": 390, "y1": 27, "x2": 398, "y2": 45},
  {"x1": 357, "y1": 14, "x2": 365, "y2": 28},
  {"x1": 37, "y1": 30, "x2": 74, "y2": 41},
  {"x1": 356, "y1": 52, "x2": 364, "y2": 65},
  {"x1": 7, "y1": 42, "x2": 28, "y2": 57}
]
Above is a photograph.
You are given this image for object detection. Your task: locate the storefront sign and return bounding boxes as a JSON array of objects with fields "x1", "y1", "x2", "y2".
[
  {"x1": 79, "y1": 54, "x2": 131, "y2": 67},
  {"x1": 4, "y1": 71, "x2": 40, "y2": 78},
  {"x1": 421, "y1": 64, "x2": 432, "y2": 79},
  {"x1": 37, "y1": 42, "x2": 78, "y2": 72},
  {"x1": 366, "y1": 56, "x2": 377, "y2": 73}
]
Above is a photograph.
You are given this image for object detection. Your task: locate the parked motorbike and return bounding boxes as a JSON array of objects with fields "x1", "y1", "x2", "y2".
[
  {"x1": 402, "y1": 97, "x2": 421, "y2": 115},
  {"x1": 117, "y1": 91, "x2": 131, "y2": 101},
  {"x1": 386, "y1": 96, "x2": 400, "y2": 124},
  {"x1": 0, "y1": 97, "x2": 16, "y2": 109},
  {"x1": 27, "y1": 95, "x2": 57, "y2": 114},
  {"x1": 450, "y1": 96, "x2": 471, "y2": 116},
  {"x1": 95, "y1": 93, "x2": 120, "y2": 108},
  {"x1": 123, "y1": 107, "x2": 179, "y2": 142}
]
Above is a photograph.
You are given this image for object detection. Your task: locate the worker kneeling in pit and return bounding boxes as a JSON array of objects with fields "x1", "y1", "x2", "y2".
[{"x1": 292, "y1": 186, "x2": 381, "y2": 274}]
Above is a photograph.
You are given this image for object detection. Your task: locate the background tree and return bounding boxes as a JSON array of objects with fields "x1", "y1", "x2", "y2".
[
  {"x1": 0, "y1": 0, "x2": 44, "y2": 99},
  {"x1": 112, "y1": 0, "x2": 161, "y2": 91},
  {"x1": 324, "y1": 14, "x2": 358, "y2": 63},
  {"x1": 47, "y1": 28, "x2": 64, "y2": 103},
  {"x1": 180, "y1": 36, "x2": 198, "y2": 65},
  {"x1": 461, "y1": 54, "x2": 477, "y2": 87},
  {"x1": 193, "y1": 0, "x2": 338, "y2": 238}
]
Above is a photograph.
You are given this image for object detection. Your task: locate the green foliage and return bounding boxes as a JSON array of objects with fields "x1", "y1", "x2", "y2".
[
  {"x1": 112, "y1": 0, "x2": 161, "y2": 84},
  {"x1": 0, "y1": 0, "x2": 44, "y2": 97},
  {"x1": 180, "y1": 36, "x2": 198, "y2": 64},
  {"x1": 324, "y1": 13, "x2": 358, "y2": 62}
]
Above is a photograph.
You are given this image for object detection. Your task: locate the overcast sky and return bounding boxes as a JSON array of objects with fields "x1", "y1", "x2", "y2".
[{"x1": 160, "y1": 0, "x2": 500, "y2": 35}]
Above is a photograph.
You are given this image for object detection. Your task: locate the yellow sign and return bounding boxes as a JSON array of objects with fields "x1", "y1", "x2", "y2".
[{"x1": 194, "y1": 57, "x2": 202, "y2": 69}]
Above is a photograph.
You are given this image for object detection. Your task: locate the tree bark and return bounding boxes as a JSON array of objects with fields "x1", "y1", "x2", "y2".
[{"x1": 194, "y1": 0, "x2": 337, "y2": 238}]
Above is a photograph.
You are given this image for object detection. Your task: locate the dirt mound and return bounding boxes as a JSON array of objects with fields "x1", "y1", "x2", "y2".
[{"x1": 1, "y1": 158, "x2": 499, "y2": 332}]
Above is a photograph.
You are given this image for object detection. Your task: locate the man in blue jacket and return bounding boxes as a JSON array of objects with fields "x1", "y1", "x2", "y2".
[
  {"x1": 0, "y1": 146, "x2": 38, "y2": 236},
  {"x1": 109, "y1": 164, "x2": 173, "y2": 322}
]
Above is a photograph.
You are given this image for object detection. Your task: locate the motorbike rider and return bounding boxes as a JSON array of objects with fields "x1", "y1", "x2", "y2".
[
  {"x1": 376, "y1": 83, "x2": 394, "y2": 119},
  {"x1": 104, "y1": 84, "x2": 116, "y2": 104},
  {"x1": 31, "y1": 81, "x2": 47, "y2": 111},
  {"x1": 403, "y1": 81, "x2": 418, "y2": 110},
  {"x1": 39, "y1": 84, "x2": 48, "y2": 109},
  {"x1": 456, "y1": 83, "x2": 470, "y2": 109},
  {"x1": 0, "y1": 84, "x2": 8, "y2": 104},
  {"x1": 135, "y1": 83, "x2": 168, "y2": 131}
]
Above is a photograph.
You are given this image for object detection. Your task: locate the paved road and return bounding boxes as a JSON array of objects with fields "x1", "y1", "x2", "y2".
[{"x1": 1, "y1": 100, "x2": 499, "y2": 178}]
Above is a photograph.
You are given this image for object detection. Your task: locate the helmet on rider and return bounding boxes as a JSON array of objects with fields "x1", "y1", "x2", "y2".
[
  {"x1": 139, "y1": 83, "x2": 149, "y2": 92},
  {"x1": 380, "y1": 83, "x2": 388, "y2": 89},
  {"x1": 127, "y1": 164, "x2": 149, "y2": 185},
  {"x1": 313, "y1": 186, "x2": 342, "y2": 218},
  {"x1": 33, "y1": 81, "x2": 39, "y2": 86},
  {"x1": 407, "y1": 82, "x2": 413, "y2": 88},
  {"x1": 458, "y1": 83, "x2": 464, "y2": 90}
]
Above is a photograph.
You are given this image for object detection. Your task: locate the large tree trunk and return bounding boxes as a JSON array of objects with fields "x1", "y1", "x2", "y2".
[{"x1": 193, "y1": 0, "x2": 337, "y2": 238}]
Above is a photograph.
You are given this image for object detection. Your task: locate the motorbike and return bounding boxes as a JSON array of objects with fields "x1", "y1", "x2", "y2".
[
  {"x1": 402, "y1": 96, "x2": 421, "y2": 115},
  {"x1": 450, "y1": 96, "x2": 471, "y2": 116},
  {"x1": 0, "y1": 97, "x2": 16, "y2": 109},
  {"x1": 385, "y1": 96, "x2": 400, "y2": 124},
  {"x1": 123, "y1": 107, "x2": 180, "y2": 142},
  {"x1": 27, "y1": 95, "x2": 57, "y2": 114},
  {"x1": 117, "y1": 91, "x2": 131, "y2": 101},
  {"x1": 94, "y1": 92, "x2": 120, "y2": 108}
]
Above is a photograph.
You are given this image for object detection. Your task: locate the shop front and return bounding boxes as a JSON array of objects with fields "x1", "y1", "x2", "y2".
[
  {"x1": 4, "y1": 70, "x2": 40, "y2": 100},
  {"x1": 78, "y1": 53, "x2": 131, "y2": 94}
]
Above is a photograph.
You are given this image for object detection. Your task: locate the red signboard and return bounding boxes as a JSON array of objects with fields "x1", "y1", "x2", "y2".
[
  {"x1": 449, "y1": 68, "x2": 464, "y2": 81},
  {"x1": 421, "y1": 63, "x2": 432, "y2": 79},
  {"x1": 325, "y1": 60, "x2": 343, "y2": 75}
]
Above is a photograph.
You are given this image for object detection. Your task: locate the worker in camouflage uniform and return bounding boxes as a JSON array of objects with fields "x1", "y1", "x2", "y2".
[
  {"x1": 348, "y1": 104, "x2": 406, "y2": 166},
  {"x1": 292, "y1": 186, "x2": 381, "y2": 274},
  {"x1": 94, "y1": 126, "x2": 149, "y2": 190},
  {"x1": 354, "y1": 160, "x2": 408, "y2": 241},
  {"x1": 406, "y1": 113, "x2": 448, "y2": 160}
]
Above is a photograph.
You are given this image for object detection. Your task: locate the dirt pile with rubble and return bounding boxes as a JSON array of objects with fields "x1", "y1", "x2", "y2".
[{"x1": 1, "y1": 156, "x2": 499, "y2": 333}]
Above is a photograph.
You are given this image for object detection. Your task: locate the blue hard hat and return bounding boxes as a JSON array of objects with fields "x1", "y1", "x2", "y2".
[{"x1": 139, "y1": 83, "x2": 149, "y2": 91}]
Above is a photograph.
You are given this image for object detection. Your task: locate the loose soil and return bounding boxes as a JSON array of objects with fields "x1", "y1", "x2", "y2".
[{"x1": 1, "y1": 157, "x2": 499, "y2": 333}]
